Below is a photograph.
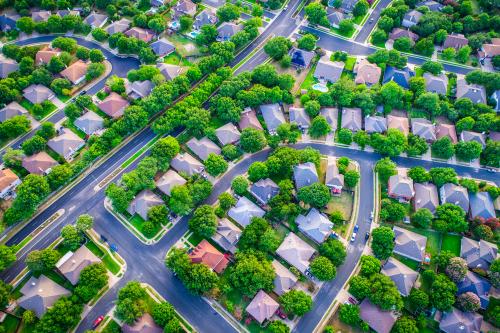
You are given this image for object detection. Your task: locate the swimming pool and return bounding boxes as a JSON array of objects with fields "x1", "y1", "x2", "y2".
[
  {"x1": 188, "y1": 31, "x2": 200, "y2": 39},
  {"x1": 169, "y1": 21, "x2": 180, "y2": 30},
  {"x1": 312, "y1": 83, "x2": 328, "y2": 92}
]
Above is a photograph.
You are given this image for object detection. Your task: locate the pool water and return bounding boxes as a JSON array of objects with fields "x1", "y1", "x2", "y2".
[
  {"x1": 169, "y1": 21, "x2": 180, "y2": 29},
  {"x1": 312, "y1": 83, "x2": 328, "y2": 92},
  {"x1": 188, "y1": 31, "x2": 200, "y2": 39}
]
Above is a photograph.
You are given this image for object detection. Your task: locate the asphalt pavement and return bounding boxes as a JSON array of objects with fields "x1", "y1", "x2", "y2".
[{"x1": 354, "y1": 0, "x2": 393, "y2": 43}]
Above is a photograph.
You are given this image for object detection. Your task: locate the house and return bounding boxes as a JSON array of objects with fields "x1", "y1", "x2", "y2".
[
  {"x1": 23, "y1": 84, "x2": 55, "y2": 104},
  {"x1": 492, "y1": 90, "x2": 500, "y2": 112},
  {"x1": 173, "y1": 0, "x2": 197, "y2": 18},
  {"x1": 22, "y1": 152, "x2": 58, "y2": 175},
  {"x1": 157, "y1": 63, "x2": 182, "y2": 81},
  {"x1": 18, "y1": 275, "x2": 71, "y2": 317},
  {"x1": 381, "y1": 257, "x2": 418, "y2": 296},
  {"x1": 393, "y1": 226, "x2": 427, "y2": 262},
  {"x1": 388, "y1": 169, "x2": 414, "y2": 202},
  {"x1": 359, "y1": 299, "x2": 397, "y2": 333},
  {"x1": 170, "y1": 153, "x2": 204, "y2": 176},
  {"x1": 122, "y1": 313, "x2": 163, "y2": 333},
  {"x1": 98, "y1": 92, "x2": 130, "y2": 119},
  {"x1": 313, "y1": 57, "x2": 344, "y2": 83},
  {"x1": 127, "y1": 190, "x2": 164, "y2": 220},
  {"x1": 47, "y1": 128, "x2": 85, "y2": 161},
  {"x1": 194, "y1": 9, "x2": 218, "y2": 30},
  {"x1": 387, "y1": 115, "x2": 409, "y2": 136},
  {"x1": 56, "y1": 9, "x2": 80, "y2": 17},
  {"x1": 289, "y1": 107, "x2": 311, "y2": 129},
  {"x1": 456, "y1": 78, "x2": 486, "y2": 104},
  {"x1": 272, "y1": 260, "x2": 298, "y2": 296},
  {"x1": 423, "y1": 72, "x2": 448, "y2": 95},
  {"x1": 489, "y1": 131, "x2": 500, "y2": 142},
  {"x1": 245, "y1": 290, "x2": 279, "y2": 325},
  {"x1": 0, "y1": 56, "x2": 18, "y2": 78},
  {"x1": 215, "y1": 123, "x2": 241, "y2": 146},
  {"x1": 156, "y1": 169, "x2": 187, "y2": 196},
  {"x1": 260, "y1": 104, "x2": 286, "y2": 134},
  {"x1": 439, "y1": 308, "x2": 482, "y2": 333},
  {"x1": 364, "y1": 115, "x2": 387, "y2": 133},
  {"x1": 60, "y1": 60, "x2": 89, "y2": 85},
  {"x1": 217, "y1": 22, "x2": 242, "y2": 41},
  {"x1": 293, "y1": 162, "x2": 319, "y2": 189},
  {"x1": 212, "y1": 218, "x2": 241, "y2": 254},
  {"x1": 341, "y1": 107, "x2": 362, "y2": 132},
  {"x1": 125, "y1": 27, "x2": 155, "y2": 43},
  {"x1": 74, "y1": 111, "x2": 104, "y2": 136},
  {"x1": 325, "y1": 156, "x2": 344, "y2": 193},
  {"x1": 239, "y1": 108, "x2": 263, "y2": 130},
  {"x1": 35, "y1": 47, "x2": 60, "y2": 65},
  {"x1": 340, "y1": 0, "x2": 359, "y2": 13},
  {"x1": 297, "y1": 208, "x2": 333, "y2": 243},
  {"x1": 382, "y1": 66, "x2": 414, "y2": 89},
  {"x1": 456, "y1": 271, "x2": 491, "y2": 309},
  {"x1": 0, "y1": 168, "x2": 21, "y2": 199},
  {"x1": 320, "y1": 107, "x2": 338, "y2": 132},
  {"x1": 461, "y1": 237, "x2": 497, "y2": 270},
  {"x1": 440, "y1": 183, "x2": 469, "y2": 212},
  {"x1": 460, "y1": 130, "x2": 486, "y2": 148},
  {"x1": 83, "y1": 12, "x2": 108, "y2": 28},
  {"x1": 186, "y1": 137, "x2": 221, "y2": 161},
  {"x1": 106, "y1": 18, "x2": 131, "y2": 34},
  {"x1": 150, "y1": 39, "x2": 176, "y2": 57},
  {"x1": 289, "y1": 48, "x2": 315, "y2": 69},
  {"x1": 0, "y1": 13, "x2": 20, "y2": 31},
  {"x1": 436, "y1": 123, "x2": 458, "y2": 144},
  {"x1": 228, "y1": 196, "x2": 265, "y2": 228},
  {"x1": 411, "y1": 118, "x2": 436, "y2": 142},
  {"x1": 250, "y1": 178, "x2": 280, "y2": 206},
  {"x1": 478, "y1": 38, "x2": 500, "y2": 60},
  {"x1": 31, "y1": 10, "x2": 51, "y2": 22},
  {"x1": 414, "y1": 183, "x2": 439, "y2": 214},
  {"x1": 469, "y1": 192, "x2": 495, "y2": 219},
  {"x1": 126, "y1": 80, "x2": 154, "y2": 100},
  {"x1": 0, "y1": 101, "x2": 28, "y2": 122},
  {"x1": 416, "y1": 0, "x2": 443, "y2": 11},
  {"x1": 151, "y1": 0, "x2": 165, "y2": 7},
  {"x1": 276, "y1": 232, "x2": 315, "y2": 274},
  {"x1": 55, "y1": 246, "x2": 101, "y2": 285},
  {"x1": 354, "y1": 58, "x2": 381, "y2": 86},
  {"x1": 326, "y1": 8, "x2": 344, "y2": 28},
  {"x1": 443, "y1": 34, "x2": 468, "y2": 50},
  {"x1": 402, "y1": 10, "x2": 423, "y2": 28},
  {"x1": 389, "y1": 28, "x2": 419, "y2": 44},
  {"x1": 202, "y1": 0, "x2": 226, "y2": 7},
  {"x1": 189, "y1": 239, "x2": 229, "y2": 273}
]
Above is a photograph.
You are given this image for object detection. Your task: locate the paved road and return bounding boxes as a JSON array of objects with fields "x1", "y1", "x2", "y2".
[{"x1": 354, "y1": 0, "x2": 392, "y2": 43}]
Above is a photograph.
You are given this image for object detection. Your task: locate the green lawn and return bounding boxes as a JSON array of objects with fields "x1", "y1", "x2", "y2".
[
  {"x1": 164, "y1": 51, "x2": 192, "y2": 66},
  {"x1": 57, "y1": 94, "x2": 71, "y2": 103},
  {"x1": 129, "y1": 214, "x2": 162, "y2": 239},
  {"x1": 20, "y1": 99, "x2": 57, "y2": 120},
  {"x1": 85, "y1": 240, "x2": 121, "y2": 275},
  {"x1": 331, "y1": 27, "x2": 355, "y2": 38},
  {"x1": 441, "y1": 234, "x2": 461, "y2": 256},
  {"x1": 324, "y1": 192, "x2": 354, "y2": 221},
  {"x1": 344, "y1": 56, "x2": 356, "y2": 71},
  {"x1": 2, "y1": 314, "x2": 20, "y2": 333},
  {"x1": 408, "y1": 227, "x2": 441, "y2": 260},
  {"x1": 187, "y1": 232, "x2": 203, "y2": 246},
  {"x1": 299, "y1": 63, "x2": 318, "y2": 90},
  {"x1": 63, "y1": 120, "x2": 87, "y2": 139},
  {"x1": 101, "y1": 319, "x2": 121, "y2": 333},
  {"x1": 393, "y1": 253, "x2": 420, "y2": 270}
]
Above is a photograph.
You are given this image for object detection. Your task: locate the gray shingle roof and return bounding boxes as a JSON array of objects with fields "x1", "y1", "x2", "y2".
[
  {"x1": 297, "y1": 208, "x2": 333, "y2": 243},
  {"x1": 382, "y1": 257, "x2": 418, "y2": 296},
  {"x1": 364, "y1": 115, "x2": 387, "y2": 133},
  {"x1": 245, "y1": 290, "x2": 279, "y2": 325},
  {"x1": 157, "y1": 63, "x2": 182, "y2": 81},
  {"x1": 23, "y1": 84, "x2": 55, "y2": 104},
  {"x1": 260, "y1": 104, "x2": 286, "y2": 133},
  {"x1": 170, "y1": 153, "x2": 204, "y2": 176},
  {"x1": 156, "y1": 169, "x2": 187, "y2": 196},
  {"x1": 47, "y1": 128, "x2": 85, "y2": 160},
  {"x1": 194, "y1": 9, "x2": 218, "y2": 30},
  {"x1": 122, "y1": 313, "x2": 163, "y2": 333},
  {"x1": 457, "y1": 78, "x2": 486, "y2": 104},
  {"x1": 393, "y1": 226, "x2": 427, "y2": 262},
  {"x1": 150, "y1": 39, "x2": 176, "y2": 57},
  {"x1": 359, "y1": 299, "x2": 397, "y2": 333},
  {"x1": 105, "y1": 18, "x2": 131, "y2": 34},
  {"x1": 414, "y1": 183, "x2": 439, "y2": 214},
  {"x1": 228, "y1": 196, "x2": 265, "y2": 228},
  {"x1": 325, "y1": 156, "x2": 344, "y2": 189},
  {"x1": 212, "y1": 218, "x2": 241, "y2": 254},
  {"x1": 460, "y1": 237, "x2": 497, "y2": 270},
  {"x1": 326, "y1": 8, "x2": 344, "y2": 27},
  {"x1": 460, "y1": 130, "x2": 486, "y2": 148},
  {"x1": 388, "y1": 173, "x2": 415, "y2": 200},
  {"x1": 289, "y1": 107, "x2": 311, "y2": 129},
  {"x1": 19, "y1": 275, "x2": 71, "y2": 317},
  {"x1": 217, "y1": 22, "x2": 242, "y2": 40},
  {"x1": 341, "y1": 107, "x2": 362, "y2": 132},
  {"x1": 439, "y1": 308, "x2": 482, "y2": 333},
  {"x1": 290, "y1": 47, "x2": 315, "y2": 68},
  {"x1": 31, "y1": 10, "x2": 51, "y2": 22},
  {"x1": 443, "y1": 33, "x2": 468, "y2": 49},
  {"x1": 0, "y1": 101, "x2": 28, "y2": 122},
  {"x1": 411, "y1": 118, "x2": 436, "y2": 142},
  {"x1": 127, "y1": 190, "x2": 164, "y2": 220},
  {"x1": 402, "y1": 10, "x2": 423, "y2": 28},
  {"x1": 423, "y1": 72, "x2": 448, "y2": 95},
  {"x1": 186, "y1": 137, "x2": 221, "y2": 161},
  {"x1": 276, "y1": 232, "x2": 315, "y2": 273},
  {"x1": 440, "y1": 183, "x2": 469, "y2": 212},
  {"x1": 456, "y1": 271, "x2": 492, "y2": 309},
  {"x1": 272, "y1": 259, "x2": 298, "y2": 296},
  {"x1": 0, "y1": 56, "x2": 18, "y2": 78},
  {"x1": 313, "y1": 57, "x2": 344, "y2": 83},
  {"x1": 293, "y1": 162, "x2": 319, "y2": 189},
  {"x1": 469, "y1": 191, "x2": 495, "y2": 219},
  {"x1": 320, "y1": 107, "x2": 338, "y2": 131},
  {"x1": 56, "y1": 246, "x2": 101, "y2": 285},
  {"x1": 249, "y1": 178, "x2": 280, "y2": 205},
  {"x1": 83, "y1": 12, "x2": 108, "y2": 28},
  {"x1": 239, "y1": 108, "x2": 263, "y2": 131},
  {"x1": 74, "y1": 111, "x2": 104, "y2": 135},
  {"x1": 127, "y1": 80, "x2": 154, "y2": 99},
  {"x1": 215, "y1": 123, "x2": 241, "y2": 146}
]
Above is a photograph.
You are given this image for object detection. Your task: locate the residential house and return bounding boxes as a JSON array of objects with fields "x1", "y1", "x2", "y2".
[
  {"x1": 393, "y1": 226, "x2": 427, "y2": 262},
  {"x1": 382, "y1": 66, "x2": 414, "y2": 89},
  {"x1": 74, "y1": 111, "x2": 104, "y2": 136},
  {"x1": 215, "y1": 123, "x2": 241, "y2": 146},
  {"x1": 0, "y1": 168, "x2": 21, "y2": 199},
  {"x1": 47, "y1": 128, "x2": 85, "y2": 161},
  {"x1": 478, "y1": 38, "x2": 500, "y2": 60},
  {"x1": 202, "y1": 0, "x2": 226, "y2": 7},
  {"x1": 106, "y1": 18, "x2": 131, "y2": 34},
  {"x1": 460, "y1": 130, "x2": 486, "y2": 148},
  {"x1": 189, "y1": 239, "x2": 229, "y2": 273},
  {"x1": 217, "y1": 22, "x2": 242, "y2": 41},
  {"x1": 423, "y1": 72, "x2": 448, "y2": 95},
  {"x1": 443, "y1": 33, "x2": 468, "y2": 49},
  {"x1": 341, "y1": 107, "x2": 362, "y2": 132},
  {"x1": 55, "y1": 246, "x2": 101, "y2": 285},
  {"x1": 260, "y1": 103, "x2": 286, "y2": 134},
  {"x1": 212, "y1": 218, "x2": 241, "y2": 254},
  {"x1": 325, "y1": 156, "x2": 344, "y2": 194},
  {"x1": 0, "y1": 56, "x2": 18, "y2": 78},
  {"x1": 156, "y1": 169, "x2": 187, "y2": 196},
  {"x1": 489, "y1": 131, "x2": 500, "y2": 142},
  {"x1": 126, "y1": 80, "x2": 154, "y2": 100},
  {"x1": 127, "y1": 190, "x2": 164, "y2": 220},
  {"x1": 354, "y1": 58, "x2": 381, "y2": 86},
  {"x1": 186, "y1": 137, "x2": 221, "y2": 161},
  {"x1": 439, "y1": 308, "x2": 482, "y2": 333},
  {"x1": 170, "y1": 153, "x2": 204, "y2": 176},
  {"x1": 469, "y1": 191, "x2": 495, "y2": 219},
  {"x1": 125, "y1": 27, "x2": 155, "y2": 43},
  {"x1": 387, "y1": 114, "x2": 409, "y2": 136},
  {"x1": 18, "y1": 275, "x2": 71, "y2": 317},
  {"x1": 416, "y1": 0, "x2": 443, "y2": 11},
  {"x1": 0, "y1": 101, "x2": 28, "y2": 122},
  {"x1": 340, "y1": 0, "x2": 359, "y2": 13},
  {"x1": 297, "y1": 208, "x2": 333, "y2": 243},
  {"x1": 289, "y1": 48, "x2": 315, "y2": 69},
  {"x1": 98, "y1": 92, "x2": 130, "y2": 119},
  {"x1": 228, "y1": 196, "x2": 265, "y2": 228},
  {"x1": 249, "y1": 178, "x2": 280, "y2": 206},
  {"x1": 402, "y1": 10, "x2": 423, "y2": 28},
  {"x1": 364, "y1": 115, "x2": 387, "y2": 133},
  {"x1": 440, "y1": 183, "x2": 469, "y2": 212},
  {"x1": 83, "y1": 12, "x2": 108, "y2": 28},
  {"x1": 411, "y1": 118, "x2": 436, "y2": 142},
  {"x1": 272, "y1": 260, "x2": 298, "y2": 296},
  {"x1": 0, "y1": 13, "x2": 20, "y2": 31},
  {"x1": 31, "y1": 10, "x2": 51, "y2": 22},
  {"x1": 56, "y1": 10, "x2": 80, "y2": 17},
  {"x1": 157, "y1": 63, "x2": 182, "y2": 81},
  {"x1": 381, "y1": 257, "x2": 418, "y2": 296},
  {"x1": 193, "y1": 9, "x2": 218, "y2": 30},
  {"x1": 150, "y1": 39, "x2": 176, "y2": 57},
  {"x1": 492, "y1": 90, "x2": 500, "y2": 112},
  {"x1": 23, "y1": 84, "x2": 55, "y2": 104},
  {"x1": 289, "y1": 107, "x2": 311, "y2": 129},
  {"x1": 35, "y1": 47, "x2": 60, "y2": 65},
  {"x1": 245, "y1": 290, "x2": 279, "y2": 325},
  {"x1": 122, "y1": 313, "x2": 163, "y2": 333},
  {"x1": 313, "y1": 57, "x2": 344, "y2": 83},
  {"x1": 456, "y1": 77, "x2": 486, "y2": 104},
  {"x1": 151, "y1": 0, "x2": 165, "y2": 7},
  {"x1": 388, "y1": 169, "x2": 415, "y2": 202},
  {"x1": 22, "y1": 152, "x2": 58, "y2": 175},
  {"x1": 359, "y1": 299, "x2": 397, "y2": 333},
  {"x1": 461, "y1": 237, "x2": 497, "y2": 270},
  {"x1": 320, "y1": 107, "x2": 338, "y2": 132},
  {"x1": 456, "y1": 271, "x2": 492, "y2": 309},
  {"x1": 276, "y1": 232, "x2": 315, "y2": 274},
  {"x1": 60, "y1": 60, "x2": 89, "y2": 85},
  {"x1": 293, "y1": 162, "x2": 319, "y2": 189},
  {"x1": 436, "y1": 123, "x2": 458, "y2": 144},
  {"x1": 414, "y1": 183, "x2": 439, "y2": 214},
  {"x1": 239, "y1": 108, "x2": 263, "y2": 130},
  {"x1": 388, "y1": 28, "x2": 419, "y2": 44},
  {"x1": 326, "y1": 8, "x2": 344, "y2": 28},
  {"x1": 173, "y1": 0, "x2": 197, "y2": 18}
]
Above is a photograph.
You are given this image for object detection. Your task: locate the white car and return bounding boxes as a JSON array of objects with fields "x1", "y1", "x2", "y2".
[
  {"x1": 283, "y1": 4, "x2": 288, "y2": 10},
  {"x1": 350, "y1": 233, "x2": 357, "y2": 242}
]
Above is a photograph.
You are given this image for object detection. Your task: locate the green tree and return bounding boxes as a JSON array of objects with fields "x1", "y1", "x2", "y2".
[
  {"x1": 264, "y1": 36, "x2": 292, "y2": 60},
  {"x1": 47, "y1": 164, "x2": 73, "y2": 190},
  {"x1": 371, "y1": 226, "x2": 394, "y2": 260},
  {"x1": 408, "y1": 166, "x2": 430, "y2": 183},
  {"x1": 297, "y1": 34, "x2": 317, "y2": 51},
  {"x1": 431, "y1": 137, "x2": 455, "y2": 160},
  {"x1": 0, "y1": 246, "x2": 16, "y2": 271},
  {"x1": 344, "y1": 170, "x2": 360, "y2": 188},
  {"x1": 456, "y1": 45, "x2": 471, "y2": 64},
  {"x1": 359, "y1": 255, "x2": 381, "y2": 276},
  {"x1": 150, "y1": 136, "x2": 179, "y2": 171},
  {"x1": 412, "y1": 208, "x2": 433, "y2": 228},
  {"x1": 248, "y1": 162, "x2": 269, "y2": 182},
  {"x1": 279, "y1": 290, "x2": 313, "y2": 316},
  {"x1": 216, "y1": 3, "x2": 241, "y2": 22},
  {"x1": 61, "y1": 224, "x2": 82, "y2": 251},
  {"x1": 445, "y1": 257, "x2": 467, "y2": 283},
  {"x1": 310, "y1": 256, "x2": 336, "y2": 281},
  {"x1": 179, "y1": 15, "x2": 194, "y2": 32},
  {"x1": 188, "y1": 205, "x2": 217, "y2": 238},
  {"x1": 297, "y1": 183, "x2": 331, "y2": 208},
  {"x1": 147, "y1": 205, "x2": 169, "y2": 226},
  {"x1": 394, "y1": 37, "x2": 412, "y2": 52},
  {"x1": 368, "y1": 273, "x2": 403, "y2": 310},
  {"x1": 230, "y1": 252, "x2": 275, "y2": 297},
  {"x1": 25, "y1": 248, "x2": 61, "y2": 272},
  {"x1": 338, "y1": 304, "x2": 360, "y2": 326},
  {"x1": 76, "y1": 214, "x2": 94, "y2": 232},
  {"x1": 375, "y1": 157, "x2": 396, "y2": 183},
  {"x1": 392, "y1": 316, "x2": 418, "y2": 333},
  {"x1": 3, "y1": 149, "x2": 24, "y2": 169},
  {"x1": 169, "y1": 185, "x2": 193, "y2": 216},
  {"x1": 455, "y1": 141, "x2": 482, "y2": 162},
  {"x1": 353, "y1": 0, "x2": 369, "y2": 17},
  {"x1": 433, "y1": 203, "x2": 467, "y2": 233},
  {"x1": 204, "y1": 153, "x2": 228, "y2": 176},
  {"x1": 152, "y1": 302, "x2": 176, "y2": 327},
  {"x1": 319, "y1": 239, "x2": 346, "y2": 266},
  {"x1": 429, "y1": 168, "x2": 457, "y2": 187},
  {"x1": 240, "y1": 128, "x2": 267, "y2": 153},
  {"x1": 268, "y1": 321, "x2": 290, "y2": 333},
  {"x1": 305, "y1": 3, "x2": 328, "y2": 25},
  {"x1": 408, "y1": 288, "x2": 429, "y2": 314},
  {"x1": 231, "y1": 176, "x2": 248, "y2": 195},
  {"x1": 337, "y1": 128, "x2": 353, "y2": 145},
  {"x1": 308, "y1": 116, "x2": 331, "y2": 138},
  {"x1": 430, "y1": 274, "x2": 457, "y2": 311},
  {"x1": 339, "y1": 19, "x2": 354, "y2": 35}
]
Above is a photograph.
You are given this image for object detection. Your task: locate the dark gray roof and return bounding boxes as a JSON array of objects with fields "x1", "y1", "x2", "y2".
[
  {"x1": 290, "y1": 47, "x2": 315, "y2": 68},
  {"x1": 228, "y1": 196, "x2": 265, "y2": 228},
  {"x1": 215, "y1": 123, "x2": 241, "y2": 146},
  {"x1": 457, "y1": 78, "x2": 486, "y2": 104},
  {"x1": 439, "y1": 308, "x2": 482, "y2": 333},
  {"x1": 320, "y1": 108, "x2": 338, "y2": 131},
  {"x1": 393, "y1": 226, "x2": 427, "y2": 262},
  {"x1": 127, "y1": 80, "x2": 154, "y2": 99},
  {"x1": 382, "y1": 66, "x2": 414, "y2": 89},
  {"x1": 402, "y1": 10, "x2": 423, "y2": 28},
  {"x1": 364, "y1": 115, "x2": 387, "y2": 133},
  {"x1": 411, "y1": 118, "x2": 436, "y2": 142},
  {"x1": 460, "y1": 130, "x2": 486, "y2": 148},
  {"x1": 456, "y1": 271, "x2": 492, "y2": 309},
  {"x1": 359, "y1": 299, "x2": 397, "y2": 333},
  {"x1": 19, "y1": 275, "x2": 71, "y2": 317},
  {"x1": 249, "y1": 178, "x2": 280, "y2": 205},
  {"x1": 260, "y1": 104, "x2": 286, "y2": 132},
  {"x1": 341, "y1": 107, "x2": 362, "y2": 132},
  {"x1": 293, "y1": 162, "x2": 319, "y2": 189},
  {"x1": 106, "y1": 18, "x2": 131, "y2": 34},
  {"x1": 326, "y1": 8, "x2": 344, "y2": 27},
  {"x1": 414, "y1": 183, "x2": 439, "y2": 214},
  {"x1": 460, "y1": 237, "x2": 497, "y2": 270},
  {"x1": 194, "y1": 9, "x2": 218, "y2": 29},
  {"x1": 314, "y1": 57, "x2": 344, "y2": 83},
  {"x1": 439, "y1": 183, "x2": 469, "y2": 212},
  {"x1": 127, "y1": 190, "x2": 164, "y2": 220},
  {"x1": 74, "y1": 111, "x2": 104, "y2": 135},
  {"x1": 157, "y1": 63, "x2": 182, "y2": 81},
  {"x1": 296, "y1": 208, "x2": 333, "y2": 243},
  {"x1": 83, "y1": 12, "x2": 108, "y2": 28},
  {"x1": 186, "y1": 137, "x2": 221, "y2": 161},
  {"x1": 272, "y1": 259, "x2": 298, "y2": 296},
  {"x1": 423, "y1": 72, "x2": 448, "y2": 95},
  {"x1": 469, "y1": 191, "x2": 495, "y2": 219},
  {"x1": 212, "y1": 218, "x2": 241, "y2": 254},
  {"x1": 150, "y1": 39, "x2": 176, "y2": 57},
  {"x1": 289, "y1": 107, "x2": 311, "y2": 129},
  {"x1": 382, "y1": 257, "x2": 418, "y2": 296},
  {"x1": 340, "y1": 0, "x2": 359, "y2": 12},
  {"x1": 217, "y1": 22, "x2": 242, "y2": 39}
]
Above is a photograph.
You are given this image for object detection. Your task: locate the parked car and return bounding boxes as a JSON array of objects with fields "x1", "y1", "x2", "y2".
[
  {"x1": 350, "y1": 233, "x2": 357, "y2": 242},
  {"x1": 330, "y1": 231, "x2": 339, "y2": 239},
  {"x1": 92, "y1": 316, "x2": 104, "y2": 328},
  {"x1": 348, "y1": 297, "x2": 358, "y2": 304},
  {"x1": 365, "y1": 232, "x2": 370, "y2": 241},
  {"x1": 353, "y1": 224, "x2": 359, "y2": 232},
  {"x1": 277, "y1": 308, "x2": 287, "y2": 319}
]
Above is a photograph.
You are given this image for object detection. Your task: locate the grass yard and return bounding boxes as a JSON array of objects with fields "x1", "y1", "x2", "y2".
[
  {"x1": 2, "y1": 314, "x2": 20, "y2": 333},
  {"x1": 393, "y1": 253, "x2": 420, "y2": 270},
  {"x1": 129, "y1": 214, "x2": 162, "y2": 239},
  {"x1": 63, "y1": 120, "x2": 87, "y2": 139},
  {"x1": 344, "y1": 56, "x2": 356, "y2": 71},
  {"x1": 164, "y1": 51, "x2": 192, "y2": 66},
  {"x1": 20, "y1": 99, "x2": 57, "y2": 121},
  {"x1": 101, "y1": 319, "x2": 121, "y2": 333},
  {"x1": 331, "y1": 27, "x2": 355, "y2": 38},
  {"x1": 408, "y1": 227, "x2": 441, "y2": 259},
  {"x1": 166, "y1": 34, "x2": 201, "y2": 57},
  {"x1": 187, "y1": 232, "x2": 203, "y2": 247},
  {"x1": 324, "y1": 191, "x2": 354, "y2": 221},
  {"x1": 441, "y1": 233, "x2": 461, "y2": 256},
  {"x1": 85, "y1": 240, "x2": 121, "y2": 275},
  {"x1": 299, "y1": 63, "x2": 318, "y2": 91}
]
